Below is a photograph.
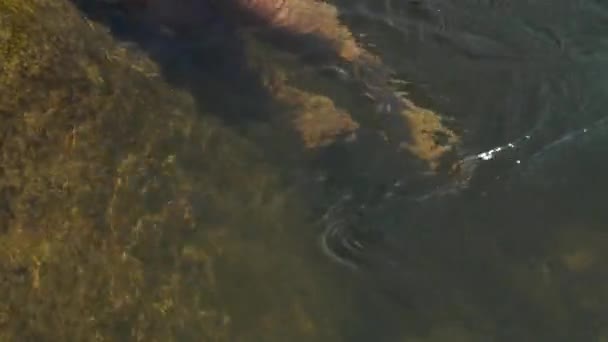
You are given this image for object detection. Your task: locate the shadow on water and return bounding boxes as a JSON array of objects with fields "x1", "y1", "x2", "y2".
[{"x1": 72, "y1": 1, "x2": 279, "y2": 127}]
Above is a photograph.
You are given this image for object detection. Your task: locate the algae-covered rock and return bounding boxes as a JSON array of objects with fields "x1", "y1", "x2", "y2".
[
  {"x1": 1, "y1": 1, "x2": 224, "y2": 339},
  {"x1": 0, "y1": 1, "x2": 355, "y2": 340}
]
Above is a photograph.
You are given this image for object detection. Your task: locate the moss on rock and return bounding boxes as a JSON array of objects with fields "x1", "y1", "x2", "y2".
[{"x1": 0, "y1": 1, "x2": 354, "y2": 340}]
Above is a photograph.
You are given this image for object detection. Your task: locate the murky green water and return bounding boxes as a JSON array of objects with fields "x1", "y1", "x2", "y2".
[{"x1": 1, "y1": 0, "x2": 608, "y2": 341}]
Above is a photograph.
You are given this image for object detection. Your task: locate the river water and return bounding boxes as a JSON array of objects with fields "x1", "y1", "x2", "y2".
[
  {"x1": 308, "y1": 1, "x2": 608, "y2": 341},
  {"x1": 14, "y1": 0, "x2": 608, "y2": 341}
]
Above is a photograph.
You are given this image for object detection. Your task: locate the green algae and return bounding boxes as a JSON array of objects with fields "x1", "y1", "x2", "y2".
[{"x1": 0, "y1": 0, "x2": 357, "y2": 340}]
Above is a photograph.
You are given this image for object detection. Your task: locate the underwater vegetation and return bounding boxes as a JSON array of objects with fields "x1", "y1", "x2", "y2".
[
  {"x1": 0, "y1": 0, "x2": 368, "y2": 340},
  {"x1": 1, "y1": 0, "x2": 607, "y2": 341}
]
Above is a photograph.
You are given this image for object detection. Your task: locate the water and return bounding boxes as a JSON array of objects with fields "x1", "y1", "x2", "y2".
[{"x1": 2, "y1": 0, "x2": 608, "y2": 340}]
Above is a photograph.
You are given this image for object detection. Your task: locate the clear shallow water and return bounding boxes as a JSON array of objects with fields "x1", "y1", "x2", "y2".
[{"x1": 4, "y1": 0, "x2": 608, "y2": 340}]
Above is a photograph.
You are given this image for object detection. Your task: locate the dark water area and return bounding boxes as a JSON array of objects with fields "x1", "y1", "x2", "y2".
[
  {"x1": 2, "y1": 0, "x2": 608, "y2": 341},
  {"x1": 325, "y1": 1, "x2": 608, "y2": 341}
]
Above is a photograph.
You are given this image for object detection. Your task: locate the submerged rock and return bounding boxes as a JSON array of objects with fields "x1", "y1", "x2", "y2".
[{"x1": 0, "y1": 0, "x2": 358, "y2": 340}]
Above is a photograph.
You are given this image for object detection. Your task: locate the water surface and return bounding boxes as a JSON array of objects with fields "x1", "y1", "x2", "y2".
[{"x1": 2, "y1": 0, "x2": 608, "y2": 341}]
